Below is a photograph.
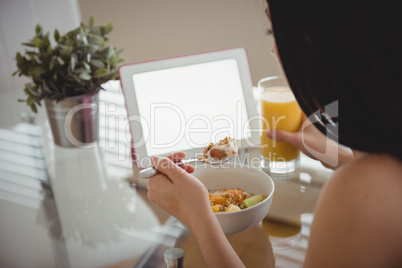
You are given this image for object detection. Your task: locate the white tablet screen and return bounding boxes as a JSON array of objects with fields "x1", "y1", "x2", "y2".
[{"x1": 132, "y1": 58, "x2": 250, "y2": 156}]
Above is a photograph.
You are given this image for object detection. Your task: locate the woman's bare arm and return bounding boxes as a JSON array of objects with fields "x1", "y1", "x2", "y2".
[{"x1": 147, "y1": 155, "x2": 245, "y2": 268}]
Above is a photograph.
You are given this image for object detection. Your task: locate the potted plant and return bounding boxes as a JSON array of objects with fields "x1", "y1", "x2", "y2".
[{"x1": 13, "y1": 16, "x2": 123, "y2": 147}]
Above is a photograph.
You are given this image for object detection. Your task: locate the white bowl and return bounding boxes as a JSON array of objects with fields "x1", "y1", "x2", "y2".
[{"x1": 192, "y1": 163, "x2": 275, "y2": 236}]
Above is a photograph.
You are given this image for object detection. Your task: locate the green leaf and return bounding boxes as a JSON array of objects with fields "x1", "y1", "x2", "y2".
[
  {"x1": 22, "y1": 42, "x2": 36, "y2": 47},
  {"x1": 89, "y1": 16, "x2": 94, "y2": 28},
  {"x1": 90, "y1": 59, "x2": 105, "y2": 68},
  {"x1": 79, "y1": 71, "x2": 91, "y2": 80},
  {"x1": 30, "y1": 103, "x2": 38, "y2": 113},
  {"x1": 104, "y1": 22, "x2": 113, "y2": 34},
  {"x1": 57, "y1": 57, "x2": 65, "y2": 65},
  {"x1": 28, "y1": 87, "x2": 40, "y2": 96},
  {"x1": 16, "y1": 52, "x2": 23, "y2": 65},
  {"x1": 32, "y1": 37, "x2": 44, "y2": 48},
  {"x1": 35, "y1": 25, "x2": 42, "y2": 35},
  {"x1": 109, "y1": 54, "x2": 117, "y2": 64},
  {"x1": 27, "y1": 94, "x2": 35, "y2": 106},
  {"x1": 93, "y1": 68, "x2": 108, "y2": 78},
  {"x1": 91, "y1": 26, "x2": 101, "y2": 35},
  {"x1": 60, "y1": 46, "x2": 73, "y2": 58},
  {"x1": 49, "y1": 59, "x2": 54, "y2": 70},
  {"x1": 70, "y1": 54, "x2": 77, "y2": 70},
  {"x1": 82, "y1": 35, "x2": 88, "y2": 45},
  {"x1": 99, "y1": 26, "x2": 105, "y2": 36},
  {"x1": 80, "y1": 27, "x2": 85, "y2": 37},
  {"x1": 31, "y1": 65, "x2": 46, "y2": 77},
  {"x1": 83, "y1": 62, "x2": 91, "y2": 70},
  {"x1": 18, "y1": 99, "x2": 26, "y2": 102},
  {"x1": 54, "y1": 29, "x2": 60, "y2": 42},
  {"x1": 88, "y1": 35, "x2": 104, "y2": 45},
  {"x1": 107, "y1": 46, "x2": 115, "y2": 60},
  {"x1": 43, "y1": 33, "x2": 50, "y2": 48}
]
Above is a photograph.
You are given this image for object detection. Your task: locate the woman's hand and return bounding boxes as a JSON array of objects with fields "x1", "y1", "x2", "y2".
[
  {"x1": 146, "y1": 152, "x2": 212, "y2": 230},
  {"x1": 146, "y1": 152, "x2": 245, "y2": 267},
  {"x1": 266, "y1": 114, "x2": 354, "y2": 169}
]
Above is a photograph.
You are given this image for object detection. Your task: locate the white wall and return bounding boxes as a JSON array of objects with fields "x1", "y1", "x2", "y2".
[
  {"x1": 0, "y1": 0, "x2": 81, "y2": 128},
  {"x1": 78, "y1": 0, "x2": 279, "y2": 85}
]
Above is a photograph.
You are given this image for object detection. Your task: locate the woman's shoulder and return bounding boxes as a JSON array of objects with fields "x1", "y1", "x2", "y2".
[
  {"x1": 304, "y1": 154, "x2": 402, "y2": 267},
  {"x1": 330, "y1": 153, "x2": 402, "y2": 195},
  {"x1": 322, "y1": 153, "x2": 402, "y2": 222},
  {"x1": 318, "y1": 153, "x2": 402, "y2": 214}
]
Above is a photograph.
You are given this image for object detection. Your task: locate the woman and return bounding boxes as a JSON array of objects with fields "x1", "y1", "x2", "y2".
[{"x1": 147, "y1": 1, "x2": 402, "y2": 267}]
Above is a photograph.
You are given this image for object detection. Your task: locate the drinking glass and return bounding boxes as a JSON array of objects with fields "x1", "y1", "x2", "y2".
[{"x1": 259, "y1": 76, "x2": 302, "y2": 173}]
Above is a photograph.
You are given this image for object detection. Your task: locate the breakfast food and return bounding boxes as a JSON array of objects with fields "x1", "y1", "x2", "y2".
[
  {"x1": 209, "y1": 188, "x2": 267, "y2": 213},
  {"x1": 200, "y1": 137, "x2": 266, "y2": 213},
  {"x1": 243, "y1": 195, "x2": 265, "y2": 208},
  {"x1": 200, "y1": 137, "x2": 238, "y2": 163}
]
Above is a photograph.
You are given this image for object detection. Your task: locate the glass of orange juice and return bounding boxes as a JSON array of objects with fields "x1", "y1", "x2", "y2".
[{"x1": 259, "y1": 76, "x2": 302, "y2": 173}]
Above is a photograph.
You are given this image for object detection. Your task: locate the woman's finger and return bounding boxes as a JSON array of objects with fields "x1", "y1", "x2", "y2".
[
  {"x1": 153, "y1": 152, "x2": 194, "y2": 173},
  {"x1": 166, "y1": 152, "x2": 186, "y2": 162},
  {"x1": 151, "y1": 156, "x2": 187, "y2": 181},
  {"x1": 266, "y1": 129, "x2": 299, "y2": 147},
  {"x1": 179, "y1": 164, "x2": 195, "y2": 173},
  {"x1": 166, "y1": 152, "x2": 195, "y2": 173}
]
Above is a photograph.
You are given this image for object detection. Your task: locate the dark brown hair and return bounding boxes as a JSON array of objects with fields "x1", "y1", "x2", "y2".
[{"x1": 267, "y1": 1, "x2": 402, "y2": 159}]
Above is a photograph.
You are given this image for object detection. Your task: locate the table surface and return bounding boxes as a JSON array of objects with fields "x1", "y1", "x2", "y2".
[{"x1": 0, "y1": 119, "x2": 333, "y2": 267}]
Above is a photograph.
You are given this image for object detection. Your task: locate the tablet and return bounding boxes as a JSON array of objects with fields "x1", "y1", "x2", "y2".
[{"x1": 119, "y1": 47, "x2": 259, "y2": 167}]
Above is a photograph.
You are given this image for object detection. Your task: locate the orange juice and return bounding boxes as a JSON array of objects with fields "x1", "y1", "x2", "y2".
[{"x1": 260, "y1": 87, "x2": 302, "y2": 162}]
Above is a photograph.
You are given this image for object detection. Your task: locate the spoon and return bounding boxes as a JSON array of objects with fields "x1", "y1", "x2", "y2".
[{"x1": 139, "y1": 148, "x2": 233, "y2": 178}]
